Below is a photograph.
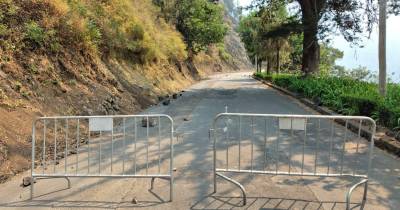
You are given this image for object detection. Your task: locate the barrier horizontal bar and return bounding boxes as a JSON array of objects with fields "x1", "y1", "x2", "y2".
[
  {"x1": 215, "y1": 113, "x2": 375, "y2": 123},
  {"x1": 215, "y1": 169, "x2": 368, "y2": 178},
  {"x1": 32, "y1": 174, "x2": 171, "y2": 179}
]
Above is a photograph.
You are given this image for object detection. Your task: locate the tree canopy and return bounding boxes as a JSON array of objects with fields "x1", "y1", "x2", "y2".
[
  {"x1": 245, "y1": 0, "x2": 398, "y2": 75},
  {"x1": 175, "y1": 0, "x2": 228, "y2": 58}
]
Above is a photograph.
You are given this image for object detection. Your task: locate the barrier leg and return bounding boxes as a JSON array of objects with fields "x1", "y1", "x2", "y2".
[
  {"x1": 346, "y1": 179, "x2": 368, "y2": 210},
  {"x1": 216, "y1": 172, "x2": 247, "y2": 206},
  {"x1": 64, "y1": 177, "x2": 71, "y2": 189},
  {"x1": 170, "y1": 176, "x2": 173, "y2": 202},
  {"x1": 30, "y1": 177, "x2": 35, "y2": 200},
  {"x1": 150, "y1": 177, "x2": 156, "y2": 190}
]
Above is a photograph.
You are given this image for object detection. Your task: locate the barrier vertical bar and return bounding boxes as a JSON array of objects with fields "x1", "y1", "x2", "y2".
[
  {"x1": 251, "y1": 117, "x2": 254, "y2": 172},
  {"x1": 54, "y1": 119, "x2": 57, "y2": 173},
  {"x1": 146, "y1": 116, "x2": 149, "y2": 175},
  {"x1": 76, "y1": 119, "x2": 80, "y2": 175},
  {"x1": 158, "y1": 116, "x2": 161, "y2": 174},
  {"x1": 111, "y1": 119, "x2": 114, "y2": 174},
  {"x1": 134, "y1": 117, "x2": 137, "y2": 174},
  {"x1": 65, "y1": 119, "x2": 68, "y2": 173},
  {"x1": 340, "y1": 120, "x2": 348, "y2": 175},
  {"x1": 314, "y1": 119, "x2": 320, "y2": 175},
  {"x1": 238, "y1": 116, "x2": 242, "y2": 171},
  {"x1": 302, "y1": 119, "x2": 307, "y2": 175},
  {"x1": 88, "y1": 122, "x2": 90, "y2": 174},
  {"x1": 264, "y1": 118, "x2": 267, "y2": 170},
  {"x1": 276, "y1": 117, "x2": 280, "y2": 174},
  {"x1": 289, "y1": 118, "x2": 293, "y2": 174},
  {"x1": 30, "y1": 120, "x2": 36, "y2": 199},
  {"x1": 354, "y1": 120, "x2": 363, "y2": 176},
  {"x1": 226, "y1": 116, "x2": 229, "y2": 170},
  {"x1": 356, "y1": 120, "x2": 362, "y2": 153},
  {"x1": 123, "y1": 118, "x2": 126, "y2": 175},
  {"x1": 213, "y1": 125, "x2": 217, "y2": 193},
  {"x1": 42, "y1": 119, "x2": 46, "y2": 175},
  {"x1": 99, "y1": 131, "x2": 102, "y2": 174},
  {"x1": 170, "y1": 117, "x2": 174, "y2": 201},
  {"x1": 327, "y1": 120, "x2": 334, "y2": 175}
]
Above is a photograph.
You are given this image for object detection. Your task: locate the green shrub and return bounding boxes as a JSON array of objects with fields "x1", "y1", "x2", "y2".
[
  {"x1": 86, "y1": 19, "x2": 102, "y2": 44},
  {"x1": 340, "y1": 94, "x2": 380, "y2": 116},
  {"x1": 129, "y1": 24, "x2": 145, "y2": 41},
  {"x1": 377, "y1": 105, "x2": 400, "y2": 129},
  {"x1": 255, "y1": 73, "x2": 400, "y2": 129},
  {"x1": 254, "y1": 72, "x2": 273, "y2": 81},
  {"x1": 25, "y1": 21, "x2": 46, "y2": 46},
  {"x1": 0, "y1": 23, "x2": 8, "y2": 36}
]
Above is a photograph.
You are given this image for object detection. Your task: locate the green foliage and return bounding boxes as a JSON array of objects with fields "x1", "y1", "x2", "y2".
[
  {"x1": 288, "y1": 34, "x2": 303, "y2": 70},
  {"x1": 237, "y1": 12, "x2": 261, "y2": 62},
  {"x1": 175, "y1": 0, "x2": 227, "y2": 56},
  {"x1": 254, "y1": 72, "x2": 400, "y2": 129},
  {"x1": 319, "y1": 44, "x2": 344, "y2": 75},
  {"x1": 23, "y1": 21, "x2": 61, "y2": 52},
  {"x1": 330, "y1": 65, "x2": 377, "y2": 81},
  {"x1": 24, "y1": 21, "x2": 46, "y2": 46},
  {"x1": 217, "y1": 43, "x2": 232, "y2": 62},
  {"x1": 0, "y1": 23, "x2": 7, "y2": 36},
  {"x1": 340, "y1": 94, "x2": 379, "y2": 116},
  {"x1": 238, "y1": 3, "x2": 294, "y2": 73},
  {"x1": 86, "y1": 19, "x2": 102, "y2": 45}
]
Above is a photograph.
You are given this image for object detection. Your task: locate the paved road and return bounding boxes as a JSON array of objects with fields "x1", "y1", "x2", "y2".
[{"x1": 0, "y1": 72, "x2": 399, "y2": 209}]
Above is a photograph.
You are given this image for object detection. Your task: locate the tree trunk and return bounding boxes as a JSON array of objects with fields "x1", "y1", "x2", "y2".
[
  {"x1": 298, "y1": 0, "x2": 326, "y2": 75},
  {"x1": 276, "y1": 45, "x2": 281, "y2": 74},
  {"x1": 267, "y1": 56, "x2": 272, "y2": 75},
  {"x1": 255, "y1": 55, "x2": 258, "y2": 72},
  {"x1": 188, "y1": 47, "x2": 195, "y2": 62},
  {"x1": 379, "y1": 0, "x2": 387, "y2": 96}
]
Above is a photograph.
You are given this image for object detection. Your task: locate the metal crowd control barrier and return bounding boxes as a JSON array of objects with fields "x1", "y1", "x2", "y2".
[
  {"x1": 211, "y1": 113, "x2": 376, "y2": 210},
  {"x1": 31, "y1": 115, "x2": 174, "y2": 201}
]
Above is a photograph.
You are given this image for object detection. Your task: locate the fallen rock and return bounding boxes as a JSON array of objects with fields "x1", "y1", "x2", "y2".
[
  {"x1": 162, "y1": 99, "x2": 170, "y2": 106},
  {"x1": 131, "y1": 197, "x2": 138, "y2": 204},
  {"x1": 22, "y1": 177, "x2": 35, "y2": 187},
  {"x1": 172, "y1": 93, "x2": 178, "y2": 99}
]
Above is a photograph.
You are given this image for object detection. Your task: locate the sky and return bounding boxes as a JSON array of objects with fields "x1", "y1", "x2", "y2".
[{"x1": 237, "y1": 0, "x2": 400, "y2": 82}]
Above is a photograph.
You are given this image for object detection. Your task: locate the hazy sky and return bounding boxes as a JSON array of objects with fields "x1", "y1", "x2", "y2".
[{"x1": 237, "y1": 0, "x2": 400, "y2": 81}]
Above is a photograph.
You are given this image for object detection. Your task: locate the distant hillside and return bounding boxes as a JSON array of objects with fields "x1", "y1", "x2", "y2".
[{"x1": 222, "y1": 0, "x2": 252, "y2": 69}]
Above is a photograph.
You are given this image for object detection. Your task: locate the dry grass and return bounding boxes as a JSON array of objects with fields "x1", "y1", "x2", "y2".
[{"x1": 0, "y1": 0, "x2": 187, "y2": 63}]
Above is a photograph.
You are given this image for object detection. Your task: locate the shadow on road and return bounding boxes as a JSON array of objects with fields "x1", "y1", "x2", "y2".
[{"x1": 190, "y1": 194, "x2": 363, "y2": 210}]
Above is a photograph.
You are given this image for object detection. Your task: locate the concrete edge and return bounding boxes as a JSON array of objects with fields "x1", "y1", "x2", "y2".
[{"x1": 253, "y1": 76, "x2": 400, "y2": 157}]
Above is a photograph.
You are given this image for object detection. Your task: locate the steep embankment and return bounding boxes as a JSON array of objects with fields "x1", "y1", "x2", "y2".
[{"x1": 0, "y1": 0, "x2": 249, "y2": 182}]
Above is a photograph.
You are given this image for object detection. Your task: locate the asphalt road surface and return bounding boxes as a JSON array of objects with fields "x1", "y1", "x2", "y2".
[{"x1": 0, "y1": 72, "x2": 399, "y2": 210}]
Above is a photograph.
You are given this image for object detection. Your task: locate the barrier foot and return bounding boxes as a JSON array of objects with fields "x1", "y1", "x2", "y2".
[
  {"x1": 150, "y1": 177, "x2": 156, "y2": 190},
  {"x1": 149, "y1": 177, "x2": 173, "y2": 202},
  {"x1": 216, "y1": 172, "x2": 247, "y2": 206},
  {"x1": 346, "y1": 179, "x2": 368, "y2": 210},
  {"x1": 65, "y1": 177, "x2": 71, "y2": 189}
]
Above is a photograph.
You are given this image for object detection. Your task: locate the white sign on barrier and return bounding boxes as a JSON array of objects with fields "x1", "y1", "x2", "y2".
[
  {"x1": 279, "y1": 118, "x2": 306, "y2": 131},
  {"x1": 89, "y1": 118, "x2": 113, "y2": 132}
]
